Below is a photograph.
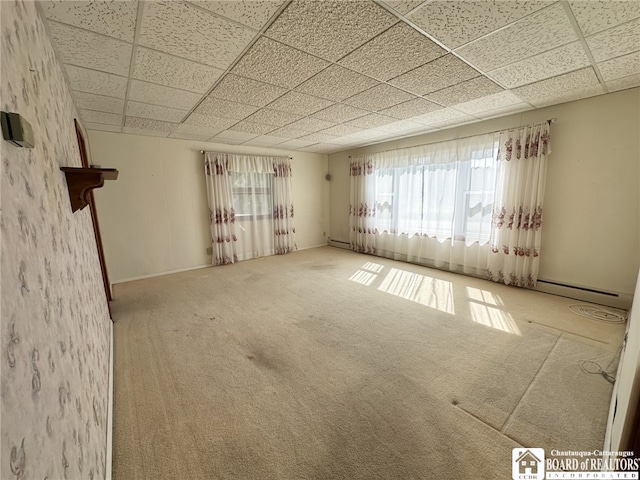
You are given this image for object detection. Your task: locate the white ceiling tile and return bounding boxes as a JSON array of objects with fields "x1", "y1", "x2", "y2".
[
  {"x1": 48, "y1": 22, "x2": 132, "y2": 76},
  {"x1": 215, "y1": 129, "x2": 261, "y2": 140},
  {"x1": 184, "y1": 113, "x2": 237, "y2": 130},
  {"x1": 126, "y1": 101, "x2": 188, "y2": 123},
  {"x1": 379, "y1": 97, "x2": 443, "y2": 119},
  {"x1": 277, "y1": 139, "x2": 317, "y2": 148},
  {"x1": 266, "y1": 91, "x2": 334, "y2": 116},
  {"x1": 428, "y1": 114, "x2": 476, "y2": 129},
  {"x1": 125, "y1": 116, "x2": 176, "y2": 133},
  {"x1": 513, "y1": 68, "x2": 604, "y2": 107},
  {"x1": 606, "y1": 73, "x2": 640, "y2": 93},
  {"x1": 133, "y1": 47, "x2": 224, "y2": 94},
  {"x1": 408, "y1": 1, "x2": 550, "y2": 49},
  {"x1": 228, "y1": 121, "x2": 275, "y2": 135},
  {"x1": 209, "y1": 74, "x2": 287, "y2": 107},
  {"x1": 586, "y1": 18, "x2": 640, "y2": 63},
  {"x1": 241, "y1": 141, "x2": 281, "y2": 148},
  {"x1": 266, "y1": 126, "x2": 309, "y2": 138},
  {"x1": 231, "y1": 37, "x2": 329, "y2": 88},
  {"x1": 299, "y1": 143, "x2": 343, "y2": 153},
  {"x1": 187, "y1": 1, "x2": 284, "y2": 30},
  {"x1": 320, "y1": 124, "x2": 365, "y2": 137},
  {"x1": 389, "y1": 54, "x2": 479, "y2": 95},
  {"x1": 425, "y1": 77, "x2": 503, "y2": 107},
  {"x1": 380, "y1": 1, "x2": 425, "y2": 15},
  {"x1": 454, "y1": 91, "x2": 524, "y2": 115},
  {"x1": 138, "y1": 1, "x2": 255, "y2": 69},
  {"x1": 79, "y1": 109, "x2": 122, "y2": 126},
  {"x1": 242, "y1": 109, "x2": 302, "y2": 127},
  {"x1": 168, "y1": 132, "x2": 212, "y2": 141},
  {"x1": 343, "y1": 84, "x2": 416, "y2": 111},
  {"x1": 250, "y1": 135, "x2": 289, "y2": 145},
  {"x1": 123, "y1": 127, "x2": 170, "y2": 138},
  {"x1": 339, "y1": 23, "x2": 446, "y2": 81},
  {"x1": 346, "y1": 113, "x2": 398, "y2": 129},
  {"x1": 475, "y1": 103, "x2": 532, "y2": 120},
  {"x1": 129, "y1": 80, "x2": 203, "y2": 110},
  {"x1": 295, "y1": 65, "x2": 379, "y2": 102},
  {"x1": 297, "y1": 132, "x2": 339, "y2": 143},
  {"x1": 310, "y1": 104, "x2": 370, "y2": 123},
  {"x1": 83, "y1": 122, "x2": 122, "y2": 133},
  {"x1": 598, "y1": 51, "x2": 640, "y2": 81},
  {"x1": 410, "y1": 108, "x2": 471, "y2": 125},
  {"x1": 569, "y1": 0, "x2": 640, "y2": 37},
  {"x1": 173, "y1": 123, "x2": 224, "y2": 137},
  {"x1": 209, "y1": 137, "x2": 247, "y2": 145},
  {"x1": 455, "y1": 3, "x2": 577, "y2": 71},
  {"x1": 375, "y1": 120, "x2": 424, "y2": 134},
  {"x1": 72, "y1": 92, "x2": 124, "y2": 114},
  {"x1": 41, "y1": 0, "x2": 138, "y2": 42},
  {"x1": 194, "y1": 97, "x2": 259, "y2": 120},
  {"x1": 489, "y1": 42, "x2": 590, "y2": 88},
  {"x1": 329, "y1": 135, "x2": 366, "y2": 145},
  {"x1": 285, "y1": 117, "x2": 336, "y2": 132},
  {"x1": 347, "y1": 129, "x2": 390, "y2": 140},
  {"x1": 265, "y1": 1, "x2": 398, "y2": 61},
  {"x1": 65, "y1": 65, "x2": 128, "y2": 98}
]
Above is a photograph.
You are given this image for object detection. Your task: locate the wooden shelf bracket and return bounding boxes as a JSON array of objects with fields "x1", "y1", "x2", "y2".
[{"x1": 60, "y1": 167, "x2": 118, "y2": 213}]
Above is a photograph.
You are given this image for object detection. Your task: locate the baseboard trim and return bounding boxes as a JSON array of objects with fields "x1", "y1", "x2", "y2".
[
  {"x1": 106, "y1": 319, "x2": 114, "y2": 480},
  {"x1": 112, "y1": 264, "x2": 212, "y2": 285},
  {"x1": 297, "y1": 242, "x2": 330, "y2": 251},
  {"x1": 535, "y1": 278, "x2": 632, "y2": 309}
]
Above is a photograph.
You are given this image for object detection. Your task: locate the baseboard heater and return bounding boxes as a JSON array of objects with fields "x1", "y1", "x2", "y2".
[
  {"x1": 328, "y1": 239, "x2": 351, "y2": 250},
  {"x1": 535, "y1": 278, "x2": 631, "y2": 309}
]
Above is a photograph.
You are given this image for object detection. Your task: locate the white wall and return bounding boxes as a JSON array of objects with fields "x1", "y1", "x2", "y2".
[
  {"x1": 89, "y1": 132, "x2": 329, "y2": 283},
  {"x1": 329, "y1": 88, "x2": 640, "y2": 303}
]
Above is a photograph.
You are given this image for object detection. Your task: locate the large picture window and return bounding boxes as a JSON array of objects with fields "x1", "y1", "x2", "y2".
[{"x1": 232, "y1": 172, "x2": 272, "y2": 220}]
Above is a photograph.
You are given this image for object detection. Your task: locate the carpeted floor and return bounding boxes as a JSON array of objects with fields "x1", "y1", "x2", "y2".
[{"x1": 111, "y1": 247, "x2": 626, "y2": 479}]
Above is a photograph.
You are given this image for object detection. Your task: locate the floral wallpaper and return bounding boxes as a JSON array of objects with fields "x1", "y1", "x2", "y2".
[{"x1": 1, "y1": 1, "x2": 111, "y2": 479}]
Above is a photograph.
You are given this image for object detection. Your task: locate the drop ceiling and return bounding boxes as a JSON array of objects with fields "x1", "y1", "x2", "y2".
[{"x1": 39, "y1": 0, "x2": 640, "y2": 154}]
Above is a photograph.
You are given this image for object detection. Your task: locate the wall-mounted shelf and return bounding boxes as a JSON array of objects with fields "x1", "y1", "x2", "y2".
[{"x1": 60, "y1": 167, "x2": 118, "y2": 213}]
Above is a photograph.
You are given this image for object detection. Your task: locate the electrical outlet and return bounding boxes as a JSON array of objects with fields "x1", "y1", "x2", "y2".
[{"x1": 206, "y1": 247, "x2": 213, "y2": 255}]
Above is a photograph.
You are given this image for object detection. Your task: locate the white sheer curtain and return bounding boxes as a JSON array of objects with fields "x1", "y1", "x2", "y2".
[
  {"x1": 487, "y1": 122, "x2": 551, "y2": 287},
  {"x1": 204, "y1": 153, "x2": 238, "y2": 265},
  {"x1": 204, "y1": 152, "x2": 296, "y2": 265},
  {"x1": 372, "y1": 134, "x2": 500, "y2": 276}
]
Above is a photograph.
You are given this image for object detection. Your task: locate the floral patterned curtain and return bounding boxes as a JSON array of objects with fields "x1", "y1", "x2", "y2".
[
  {"x1": 272, "y1": 158, "x2": 296, "y2": 255},
  {"x1": 204, "y1": 153, "x2": 238, "y2": 265},
  {"x1": 349, "y1": 156, "x2": 378, "y2": 254},
  {"x1": 487, "y1": 122, "x2": 551, "y2": 287}
]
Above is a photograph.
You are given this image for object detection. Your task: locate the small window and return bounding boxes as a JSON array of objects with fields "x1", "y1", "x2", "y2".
[{"x1": 231, "y1": 172, "x2": 272, "y2": 220}]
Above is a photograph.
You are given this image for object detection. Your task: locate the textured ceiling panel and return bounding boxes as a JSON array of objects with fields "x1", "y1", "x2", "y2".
[
  {"x1": 569, "y1": 0, "x2": 640, "y2": 37},
  {"x1": 126, "y1": 101, "x2": 188, "y2": 123},
  {"x1": 125, "y1": 116, "x2": 177, "y2": 132},
  {"x1": 455, "y1": 3, "x2": 577, "y2": 71},
  {"x1": 242, "y1": 109, "x2": 302, "y2": 127},
  {"x1": 606, "y1": 74, "x2": 640, "y2": 93},
  {"x1": 72, "y1": 92, "x2": 124, "y2": 114},
  {"x1": 212, "y1": 130, "x2": 258, "y2": 141},
  {"x1": 295, "y1": 65, "x2": 379, "y2": 101},
  {"x1": 428, "y1": 113, "x2": 475, "y2": 129},
  {"x1": 265, "y1": 0, "x2": 398, "y2": 61},
  {"x1": 266, "y1": 126, "x2": 310, "y2": 138},
  {"x1": 277, "y1": 138, "x2": 317, "y2": 148},
  {"x1": 183, "y1": 113, "x2": 237, "y2": 130},
  {"x1": 311, "y1": 104, "x2": 371, "y2": 123},
  {"x1": 249, "y1": 135, "x2": 290, "y2": 144},
  {"x1": 489, "y1": 42, "x2": 590, "y2": 89},
  {"x1": 209, "y1": 74, "x2": 288, "y2": 107},
  {"x1": 41, "y1": 0, "x2": 138, "y2": 42},
  {"x1": 381, "y1": 1, "x2": 425, "y2": 15},
  {"x1": 379, "y1": 97, "x2": 443, "y2": 119},
  {"x1": 84, "y1": 122, "x2": 122, "y2": 133},
  {"x1": 231, "y1": 37, "x2": 329, "y2": 88},
  {"x1": 48, "y1": 22, "x2": 132, "y2": 76},
  {"x1": 187, "y1": 1, "x2": 284, "y2": 30},
  {"x1": 455, "y1": 90, "x2": 524, "y2": 115},
  {"x1": 389, "y1": 54, "x2": 479, "y2": 95},
  {"x1": 169, "y1": 132, "x2": 213, "y2": 141},
  {"x1": 339, "y1": 23, "x2": 446, "y2": 81},
  {"x1": 375, "y1": 119, "x2": 424, "y2": 133},
  {"x1": 408, "y1": 0, "x2": 549, "y2": 49},
  {"x1": 598, "y1": 51, "x2": 640, "y2": 81},
  {"x1": 129, "y1": 80, "x2": 202, "y2": 110},
  {"x1": 410, "y1": 108, "x2": 471, "y2": 126},
  {"x1": 65, "y1": 65, "x2": 128, "y2": 98},
  {"x1": 133, "y1": 47, "x2": 224, "y2": 94},
  {"x1": 513, "y1": 68, "x2": 603, "y2": 107},
  {"x1": 320, "y1": 124, "x2": 366, "y2": 137},
  {"x1": 343, "y1": 84, "x2": 416, "y2": 111},
  {"x1": 285, "y1": 117, "x2": 336, "y2": 132},
  {"x1": 173, "y1": 123, "x2": 223, "y2": 137},
  {"x1": 266, "y1": 91, "x2": 334, "y2": 116},
  {"x1": 138, "y1": 1, "x2": 255, "y2": 69},
  {"x1": 194, "y1": 97, "x2": 259, "y2": 120},
  {"x1": 297, "y1": 131, "x2": 339, "y2": 143},
  {"x1": 79, "y1": 110, "x2": 122, "y2": 126},
  {"x1": 476, "y1": 102, "x2": 531, "y2": 120},
  {"x1": 346, "y1": 113, "x2": 398, "y2": 129},
  {"x1": 586, "y1": 18, "x2": 640, "y2": 63},
  {"x1": 425, "y1": 76, "x2": 503, "y2": 107},
  {"x1": 194, "y1": 97, "x2": 258, "y2": 120},
  {"x1": 228, "y1": 121, "x2": 275, "y2": 135}
]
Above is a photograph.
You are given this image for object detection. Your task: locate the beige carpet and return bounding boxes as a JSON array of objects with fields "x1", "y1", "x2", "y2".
[{"x1": 111, "y1": 247, "x2": 626, "y2": 480}]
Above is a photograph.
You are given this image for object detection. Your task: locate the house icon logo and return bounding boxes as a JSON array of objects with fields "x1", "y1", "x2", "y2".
[{"x1": 512, "y1": 448, "x2": 545, "y2": 480}]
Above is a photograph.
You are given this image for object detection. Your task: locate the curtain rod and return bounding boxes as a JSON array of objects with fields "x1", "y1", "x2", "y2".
[
  {"x1": 200, "y1": 150, "x2": 292, "y2": 159},
  {"x1": 347, "y1": 118, "x2": 556, "y2": 158}
]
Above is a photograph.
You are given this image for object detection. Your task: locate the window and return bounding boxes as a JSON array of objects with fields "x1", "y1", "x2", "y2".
[
  {"x1": 231, "y1": 172, "x2": 272, "y2": 220},
  {"x1": 374, "y1": 144, "x2": 498, "y2": 245}
]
